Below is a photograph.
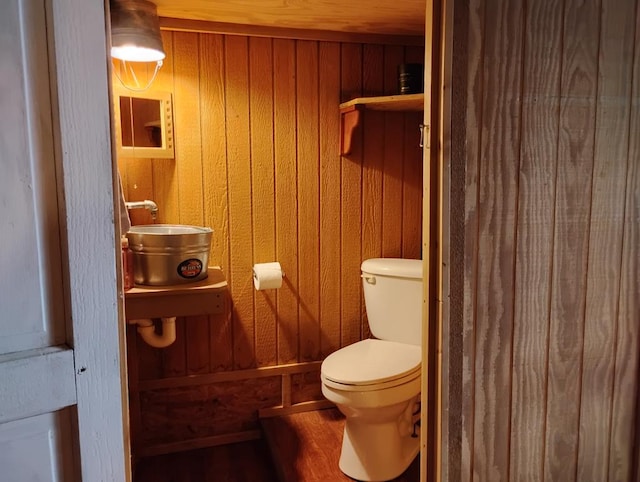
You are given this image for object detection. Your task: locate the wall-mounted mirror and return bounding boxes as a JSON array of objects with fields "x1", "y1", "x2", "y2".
[{"x1": 113, "y1": 89, "x2": 174, "y2": 159}]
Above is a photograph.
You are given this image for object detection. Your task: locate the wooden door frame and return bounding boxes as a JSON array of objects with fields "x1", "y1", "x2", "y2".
[
  {"x1": 421, "y1": 0, "x2": 454, "y2": 480},
  {"x1": 48, "y1": 0, "x2": 130, "y2": 479}
]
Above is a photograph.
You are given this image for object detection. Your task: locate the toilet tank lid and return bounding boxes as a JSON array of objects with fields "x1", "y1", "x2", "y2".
[{"x1": 361, "y1": 258, "x2": 422, "y2": 279}]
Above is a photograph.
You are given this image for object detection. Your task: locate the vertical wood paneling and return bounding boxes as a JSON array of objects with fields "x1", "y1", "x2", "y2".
[
  {"x1": 249, "y1": 37, "x2": 278, "y2": 367},
  {"x1": 173, "y1": 33, "x2": 208, "y2": 376},
  {"x1": 402, "y1": 46, "x2": 424, "y2": 260},
  {"x1": 544, "y1": 1, "x2": 599, "y2": 479},
  {"x1": 121, "y1": 32, "x2": 423, "y2": 375},
  {"x1": 318, "y1": 42, "x2": 342, "y2": 357},
  {"x1": 162, "y1": 317, "x2": 187, "y2": 377},
  {"x1": 382, "y1": 46, "x2": 405, "y2": 258},
  {"x1": 361, "y1": 45, "x2": 384, "y2": 339},
  {"x1": 461, "y1": 0, "x2": 485, "y2": 478},
  {"x1": 577, "y1": 0, "x2": 636, "y2": 478},
  {"x1": 225, "y1": 35, "x2": 255, "y2": 370},
  {"x1": 456, "y1": 0, "x2": 640, "y2": 480},
  {"x1": 152, "y1": 31, "x2": 180, "y2": 225},
  {"x1": 296, "y1": 41, "x2": 321, "y2": 361},
  {"x1": 173, "y1": 32, "x2": 204, "y2": 227},
  {"x1": 164, "y1": 32, "x2": 201, "y2": 377},
  {"x1": 136, "y1": 328, "x2": 162, "y2": 380},
  {"x1": 509, "y1": 1, "x2": 563, "y2": 479},
  {"x1": 127, "y1": 328, "x2": 142, "y2": 450},
  {"x1": 472, "y1": 0, "x2": 524, "y2": 479},
  {"x1": 609, "y1": 2, "x2": 640, "y2": 478},
  {"x1": 273, "y1": 39, "x2": 300, "y2": 364},
  {"x1": 200, "y1": 33, "x2": 230, "y2": 274},
  {"x1": 340, "y1": 44, "x2": 363, "y2": 348},
  {"x1": 186, "y1": 316, "x2": 210, "y2": 375},
  {"x1": 200, "y1": 33, "x2": 233, "y2": 372}
]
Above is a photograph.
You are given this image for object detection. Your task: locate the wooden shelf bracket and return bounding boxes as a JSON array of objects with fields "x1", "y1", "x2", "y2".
[
  {"x1": 340, "y1": 104, "x2": 362, "y2": 156},
  {"x1": 339, "y1": 93, "x2": 424, "y2": 155}
]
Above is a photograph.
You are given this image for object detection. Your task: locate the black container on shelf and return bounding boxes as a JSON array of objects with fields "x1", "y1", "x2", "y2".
[{"x1": 398, "y1": 63, "x2": 424, "y2": 94}]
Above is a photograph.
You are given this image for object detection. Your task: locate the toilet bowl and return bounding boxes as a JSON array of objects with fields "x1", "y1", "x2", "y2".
[{"x1": 320, "y1": 258, "x2": 423, "y2": 481}]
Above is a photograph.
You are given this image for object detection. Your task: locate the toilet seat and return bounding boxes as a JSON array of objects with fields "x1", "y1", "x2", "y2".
[{"x1": 321, "y1": 339, "x2": 421, "y2": 392}]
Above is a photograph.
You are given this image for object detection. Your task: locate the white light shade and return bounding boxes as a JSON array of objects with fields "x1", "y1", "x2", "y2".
[
  {"x1": 111, "y1": 44, "x2": 165, "y2": 62},
  {"x1": 110, "y1": 0, "x2": 165, "y2": 62}
]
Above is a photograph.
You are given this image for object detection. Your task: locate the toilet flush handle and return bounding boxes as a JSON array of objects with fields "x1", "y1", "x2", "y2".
[{"x1": 361, "y1": 274, "x2": 376, "y2": 285}]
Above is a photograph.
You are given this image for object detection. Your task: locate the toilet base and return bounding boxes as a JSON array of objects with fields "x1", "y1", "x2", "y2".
[{"x1": 338, "y1": 417, "x2": 420, "y2": 481}]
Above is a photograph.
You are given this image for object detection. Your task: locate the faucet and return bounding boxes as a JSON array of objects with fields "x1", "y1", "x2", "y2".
[{"x1": 125, "y1": 199, "x2": 158, "y2": 220}]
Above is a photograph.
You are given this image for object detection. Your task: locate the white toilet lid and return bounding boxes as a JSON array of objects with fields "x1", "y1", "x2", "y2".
[{"x1": 321, "y1": 339, "x2": 421, "y2": 386}]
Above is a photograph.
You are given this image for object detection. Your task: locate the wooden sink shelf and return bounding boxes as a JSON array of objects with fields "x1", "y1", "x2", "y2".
[
  {"x1": 339, "y1": 93, "x2": 424, "y2": 155},
  {"x1": 124, "y1": 266, "x2": 227, "y2": 319}
]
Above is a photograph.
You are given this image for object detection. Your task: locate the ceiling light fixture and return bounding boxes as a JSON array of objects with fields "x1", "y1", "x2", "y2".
[{"x1": 110, "y1": 0, "x2": 165, "y2": 63}]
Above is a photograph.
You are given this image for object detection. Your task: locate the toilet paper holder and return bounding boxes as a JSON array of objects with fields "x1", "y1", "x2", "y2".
[{"x1": 252, "y1": 262, "x2": 285, "y2": 290}]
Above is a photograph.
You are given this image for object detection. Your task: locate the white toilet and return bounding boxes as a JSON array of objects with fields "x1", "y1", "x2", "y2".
[{"x1": 321, "y1": 258, "x2": 422, "y2": 481}]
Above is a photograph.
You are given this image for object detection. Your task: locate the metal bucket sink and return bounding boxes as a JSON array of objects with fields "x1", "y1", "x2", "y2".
[{"x1": 126, "y1": 224, "x2": 213, "y2": 286}]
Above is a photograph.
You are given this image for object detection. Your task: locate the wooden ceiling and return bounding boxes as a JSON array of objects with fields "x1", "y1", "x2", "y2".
[{"x1": 154, "y1": 0, "x2": 426, "y2": 37}]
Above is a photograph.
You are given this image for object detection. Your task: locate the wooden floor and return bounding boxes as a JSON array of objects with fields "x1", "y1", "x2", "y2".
[
  {"x1": 134, "y1": 408, "x2": 419, "y2": 482},
  {"x1": 134, "y1": 439, "x2": 278, "y2": 482},
  {"x1": 261, "y1": 408, "x2": 420, "y2": 482}
]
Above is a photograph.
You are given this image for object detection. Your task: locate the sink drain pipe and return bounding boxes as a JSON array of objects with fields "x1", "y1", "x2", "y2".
[{"x1": 129, "y1": 317, "x2": 177, "y2": 348}]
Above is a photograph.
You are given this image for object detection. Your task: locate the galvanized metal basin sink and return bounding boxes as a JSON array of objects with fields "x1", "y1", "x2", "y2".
[{"x1": 126, "y1": 224, "x2": 213, "y2": 286}]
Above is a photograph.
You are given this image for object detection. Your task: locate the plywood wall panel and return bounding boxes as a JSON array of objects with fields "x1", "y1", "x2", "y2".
[
  {"x1": 120, "y1": 30, "x2": 424, "y2": 457},
  {"x1": 132, "y1": 326, "x2": 162, "y2": 381},
  {"x1": 382, "y1": 46, "x2": 406, "y2": 259},
  {"x1": 186, "y1": 316, "x2": 211, "y2": 375},
  {"x1": 401, "y1": 110, "x2": 424, "y2": 260},
  {"x1": 460, "y1": 1, "x2": 485, "y2": 479},
  {"x1": 361, "y1": 45, "x2": 384, "y2": 340},
  {"x1": 224, "y1": 35, "x2": 256, "y2": 370},
  {"x1": 273, "y1": 39, "x2": 300, "y2": 365},
  {"x1": 608, "y1": 3, "x2": 640, "y2": 478},
  {"x1": 172, "y1": 34, "x2": 209, "y2": 377},
  {"x1": 453, "y1": 0, "x2": 640, "y2": 479},
  {"x1": 472, "y1": 0, "x2": 524, "y2": 479},
  {"x1": 119, "y1": 29, "x2": 423, "y2": 399},
  {"x1": 402, "y1": 47, "x2": 425, "y2": 260},
  {"x1": 249, "y1": 37, "x2": 278, "y2": 368},
  {"x1": 508, "y1": 1, "x2": 562, "y2": 480},
  {"x1": 318, "y1": 42, "x2": 342, "y2": 358},
  {"x1": 296, "y1": 41, "x2": 321, "y2": 362},
  {"x1": 200, "y1": 33, "x2": 230, "y2": 273},
  {"x1": 152, "y1": 31, "x2": 180, "y2": 225},
  {"x1": 199, "y1": 34, "x2": 234, "y2": 372},
  {"x1": 544, "y1": 1, "x2": 599, "y2": 479},
  {"x1": 173, "y1": 32, "x2": 204, "y2": 227},
  {"x1": 340, "y1": 43, "x2": 364, "y2": 346},
  {"x1": 139, "y1": 377, "x2": 281, "y2": 445},
  {"x1": 577, "y1": 0, "x2": 636, "y2": 478}
]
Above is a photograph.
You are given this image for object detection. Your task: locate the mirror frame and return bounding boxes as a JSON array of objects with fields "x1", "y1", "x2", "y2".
[{"x1": 113, "y1": 88, "x2": 174, "y2": 159}]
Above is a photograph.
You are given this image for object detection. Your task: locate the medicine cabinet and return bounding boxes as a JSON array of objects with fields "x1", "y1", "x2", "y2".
[{"x1": 113, "y1": 89, "x2": 174, "y2": 159}]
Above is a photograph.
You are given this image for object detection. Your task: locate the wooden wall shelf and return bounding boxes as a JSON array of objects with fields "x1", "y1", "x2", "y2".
[
  {"x1": 124, "y1": 266, "x2": 227, "y2": 319},
  {"x1": 339, "y1": 93, "x2": 424, "y2": 155}
]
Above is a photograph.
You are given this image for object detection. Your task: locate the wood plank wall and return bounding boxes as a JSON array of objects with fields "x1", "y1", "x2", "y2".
[
  {"x1": 115, "y1": 30, "x2": 424, "y2": 454},
  {"x1": 448, "y1": 0, "x2": 640, "y2": 480}
]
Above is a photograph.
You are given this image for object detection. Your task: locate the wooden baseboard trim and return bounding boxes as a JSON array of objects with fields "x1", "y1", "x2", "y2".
[
  {"x1": 136, "y1": 430, "x2": 262, "y2": 458},
  {"x1": 258, "y1": 399, "x2": 334, "y2": 419},
  {"x1": 159, "y1": 17, "x2": 425, "y2": 46},
  {"x1": 138, "y1": 361, "x2": 322, "y2": 391}
]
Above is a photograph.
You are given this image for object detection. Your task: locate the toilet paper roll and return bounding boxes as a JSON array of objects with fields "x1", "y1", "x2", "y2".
[{"x1": 253, "y1": 262, "x2": 283, "y2": 290}]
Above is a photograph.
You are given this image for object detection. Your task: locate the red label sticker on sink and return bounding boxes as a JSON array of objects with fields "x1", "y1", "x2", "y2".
[{"x1": 177, "y1": 259, "x2": 203, "y2": 279}]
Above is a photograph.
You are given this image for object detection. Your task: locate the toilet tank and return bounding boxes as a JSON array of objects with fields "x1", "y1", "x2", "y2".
[{"x1": 361, "y1": 258, "x2": 423, "y2": 346}]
